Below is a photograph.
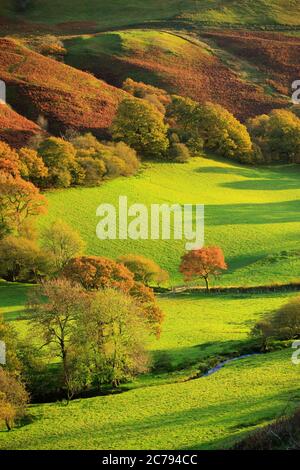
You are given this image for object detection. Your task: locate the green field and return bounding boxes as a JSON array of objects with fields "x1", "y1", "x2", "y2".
[
  {"x1": 1, "y1": 0, "x2": 300, "y2": 30},
  {"x1": 1, "y1": 0, "x2": 300, "y2": 452},
  {"x1": 40, "y1": 156, "x2": 300, "y2": 287},
  {"x1": 1, "y1": 279, "x2": 300, "y2": 449},
  {"x1": 1, "y1": 349, "x2": 299, "y2": 450}
]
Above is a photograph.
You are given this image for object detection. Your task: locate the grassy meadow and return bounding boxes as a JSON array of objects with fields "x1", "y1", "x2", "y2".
[
  {"x1": 0, "y1": 348, "x2": 299, "y2": 450},
  {"x1": 1, "y1": 279, "x2": 300, "y2": 449},
  {"x1": 0, "y1": 0, "x2": 300, "y2": 451},
  {"x1": 40, "y1": 156, "x2": 300, "y2": 287},
  {"x1": 1, "y1": 0, "x2": 300, "y2": 29}
]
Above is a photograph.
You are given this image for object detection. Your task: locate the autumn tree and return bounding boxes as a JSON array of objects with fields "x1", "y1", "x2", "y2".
[
  {"x1": 63, "y1": 256, "x2": 134, "y2": 291},
  {"x1": 248, "y1": 109, "x2": 300, "y2": 163},
  {"x1": 117, "y1": 254, "x2": 168, "y2": 286},
  {"x1": 0, "y1": 141, "x2": 21, "y2": 177},
  {"x1": 180, "y1": 247, "x2": 227, "y2": 291},
  {"x1": 63, "y1": 256, "x2": 163, "y2": 335},
  {"x1": 70, "y1": 133, "x2": 140, "y2": 180},
  {"x1": 129, "y1": 281, "x2": 164, "y2": 336},
  {"x1": 27, "y1": 279, "x2": 89, "y2": 399},
  {"x1": 112, "y1": 98, "x2": 169, "y2": 159},
  {"x1": 38, "y1": 137, "x2": 81, "y2": 188},
  {"x1": 252, "y1": 296, "x2": 300, "y2": 347},
  {"x1": 0, "y1": 172, "x2": 47, "y2": 238},
  {"x1": 41, "y1": 220, "x2": 85, "y2": 272},
  {"x1": 0, "y1": 368, "x2": 29, "y2": 431},
  {"x1": 0, "y1": 236, "x2": 49, "y2": 282},
  {"x1": 74, "y1": 289, "x2": 149, "y2": 389},
  {"x1": 168, "y1": 96, "x2": 253, "y2": 162},
  {"x1": 18, "y1": 147, "x2": 48, "y2": 186}
]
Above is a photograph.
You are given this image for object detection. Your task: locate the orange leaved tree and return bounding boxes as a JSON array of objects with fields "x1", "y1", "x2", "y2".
[
  {"x1": 63, "y1": 256, "x2": 164, "y2": 336},
  {"x1": 179, "y1": 246, "x2": 227, "y2": 292}
]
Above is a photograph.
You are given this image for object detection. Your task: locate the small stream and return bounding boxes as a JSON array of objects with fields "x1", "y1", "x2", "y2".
[{"x1": 202, "y1": 354, "x2": 260, "y2": 377}]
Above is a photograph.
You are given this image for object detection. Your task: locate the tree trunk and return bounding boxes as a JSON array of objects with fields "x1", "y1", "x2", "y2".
[
  {"x1": 5, "y1": 418, "x2": 11, "y2": 431},
  {"x1": 204, "y1": 276, "x2": 209, "y2": 292}
]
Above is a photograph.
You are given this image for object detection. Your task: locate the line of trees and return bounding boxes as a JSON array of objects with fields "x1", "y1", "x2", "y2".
[{"x1": 113, "y1": 78, "x2": 300, "y2": 165}]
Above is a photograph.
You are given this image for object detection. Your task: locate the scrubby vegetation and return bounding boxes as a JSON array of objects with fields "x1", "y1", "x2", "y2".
[{"x1": 1, "y1": 0, "x2": 300, "y2": 452}]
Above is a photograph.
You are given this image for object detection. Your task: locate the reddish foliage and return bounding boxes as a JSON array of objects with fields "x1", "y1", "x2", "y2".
[
  {"x1": 201, "y1": 30, "x2": 300, "y2": 98},
  {"x1": 63, "y1": 256, "x2": 135, "y2": 291},
  {"x1": 0, "y1": 105, "x2": 43, "y2": 148},
  {"x1": 180, "y1": 247, "x2": 227, "y2": 290},
  {"x1": 130, "y1": 281, "x2": 164, "y2": 336},
  {"x1": 63, "y1": 256, "x2": 163, "y2": 335},
  {"x1": 77, "y1": 33, "x2": 287, "y2": 121},
  {"x1": 0, "y1": 38, "x2": 126, "y2": 138},
  {"x1": 0, "y1": 140, "x2": 21, "y2": 176}
]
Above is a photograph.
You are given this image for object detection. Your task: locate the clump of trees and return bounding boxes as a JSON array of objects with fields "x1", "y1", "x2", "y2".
[
  {"x1": 167, "y1": 95, "x2": 253, "y2": 162},
  {"x1": 37, "y1": 134, "x2": 140, "y2": 188},
  {"x1": 0, "y1": 135, "x2": 140, "y2": 192},
  {"x1": 119, "y1": 79, "x2": 300, "y2": 166},
  {"x1": 117, "y1": 254, "x2": 169, "y2": 286},
  {"x1": 179, "y1": 246, "x2": 227, "y2": 291},
  {"x1": 0, "y1": 141, "x2": 47, "y2": 239},
  {"x1": 251, "y1": 296, "x2": 300, "y2": 351},
  {"x1": 27, "y1": 267, "x2": 162, "y2": 399},
  {"x1": 112, "y1": 82, "x2": 256, "y2": 163},
  {"x1": 112, "y1": 98, "x2": 169, "y2": 160},
  {"x1": 247, "y1": 109, "x2": 300, "y2": 163},
  {"x1": 63, "y1": 256, "x2": 164, "y2": 336}
]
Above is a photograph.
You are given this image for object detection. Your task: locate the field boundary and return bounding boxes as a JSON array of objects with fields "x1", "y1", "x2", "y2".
[{"x1": 156, "y1": 282, "x2": 300, "y2": 295}]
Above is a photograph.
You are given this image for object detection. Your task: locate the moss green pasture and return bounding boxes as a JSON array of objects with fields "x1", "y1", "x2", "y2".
[
  {"x1": 41, "y1": 157, "x2": 300, "y2": 287},
  {"x1": 1, "y1": 348, "x2": 299, "y2": 450},
  {"x1": 1, "y1": 0, "x2": 300, "y2": 30}
]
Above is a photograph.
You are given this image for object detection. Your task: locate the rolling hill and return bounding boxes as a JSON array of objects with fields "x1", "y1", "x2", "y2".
[
  {"x1": 202, "y1": 30, "x2": 300, "y2": 96},
  {"x1": 64, "y1": 29, "x2": 288, "y2": 120},
  {"x1": 0, "y1": 279, "x2": 299, "y2": 450},
  {"x1": 39, "y1": 156, "x2": 300, "y2": 287},
  {"x1": 0, "y1": 288, "x2": 299, "y2": 450},
  {"x1": 0, "y1": 0, "x2": 300, "y2": 34},
  {"x1": 0, "y1": 103, "x2": 43, "y2": 147},
  {"x1": 0, "y1": 0, "x2": 300, "y2": 453},
  {"x1": 0, "y1": 38, "x2": 126, "y2": 137}
]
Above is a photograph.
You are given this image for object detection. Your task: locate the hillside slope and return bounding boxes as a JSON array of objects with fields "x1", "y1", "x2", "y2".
[
  {"x1": 0, "y1": 0, "x2": 300, "y2": 33},
  {"x1": 202, "y1": 30, "x2": 300, "y2": 96},
  {"x1": 41, "y1": 157, "x2": 300, "y2": 287},
  {"x1": 0, "y1": 347, "x2": 299, "y2": 449},
  {"x1": 0, "y1": 103, "x2": 43, "y2": 147},
  {"x1": 65, "y1": 29, "x2": 288, "y2": 120},
  {"x1": 0, "y1": 38, "x2": 126, "y2": 137}
]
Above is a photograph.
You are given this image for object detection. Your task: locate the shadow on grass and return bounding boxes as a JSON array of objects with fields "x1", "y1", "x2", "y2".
[{"x1": 206, "y1": 199, "x2": 300, "y2": 226}]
